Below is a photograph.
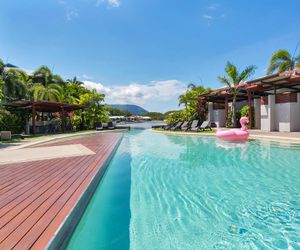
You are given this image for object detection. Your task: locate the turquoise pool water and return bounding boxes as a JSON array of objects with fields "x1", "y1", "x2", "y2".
[{"x1": 67, "y1": 130, "x2": 300, "y2": 249}]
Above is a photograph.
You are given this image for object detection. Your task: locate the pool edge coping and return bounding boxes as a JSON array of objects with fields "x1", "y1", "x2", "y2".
[
  {"x1": 151, "y1": 129, "x2": 300, "y2": 144},
  {"x1": 45, "y1": 133, "x2": 124, "y2": 250}
]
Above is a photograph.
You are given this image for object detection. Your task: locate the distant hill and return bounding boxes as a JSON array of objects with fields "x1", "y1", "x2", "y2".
[{"x1": 110, "y1": 104, "x2": 148, "y2": 115}]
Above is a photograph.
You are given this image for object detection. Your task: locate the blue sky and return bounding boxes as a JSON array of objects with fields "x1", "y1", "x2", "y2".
[{"x1": 1, "y1": 0, "x2": 300, "y2": 112}]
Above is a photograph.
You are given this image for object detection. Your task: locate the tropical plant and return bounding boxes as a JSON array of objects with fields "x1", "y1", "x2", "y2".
[
  {"x1": 0, "y1": 80, "x2": 4, "y2": 102},
  {"x1": 187, "y1": 83, "x2": 210, "y2": 121},
  {"x1": 195, "y1": 97, "x2": 208, "y2": 124},
  {"x1": 218, "y1": 62, "x2": 256, "y2": 127},
  {"x1": 240, "y1": 105, "x2": 255, "y2": 127},
  {"x1": 165, "y1": 110, "x2": 186, "y2": 125},
  {"x1": 178, "y1": 92, "x2": 191, "y2": 121},
  {"x1": 267, "y1": 49, "x2": 300, "y2": 74},
  {"x1": 0, "y1": 108, "x2": 29, "y2": 133},
  {"x1": 61, "y1": 77, "x2": 87, "y2": 104},
  {"x1": 77, "y1": 89, "x2": 109, "y2": 128},
  {"x1": 32, "y1": 83, "x2": 62, "y2": 102},
  {"x1": 31, "y1": 66, "x2": 64, "y2": 101},
  {"x1": 179, "y1": 83, "x2": 210, "y2": 122},
  {"x1": 3, "y1": 69, "x2": 28, "y2": 100}
]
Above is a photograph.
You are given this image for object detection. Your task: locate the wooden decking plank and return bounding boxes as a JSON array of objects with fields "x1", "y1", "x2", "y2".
[
  {"x1": 0, "y1": 133, "x2": 122, "y2": 250},
  {"x1": 0, "y1": 160, "x2": 56, "y2": 187},
  {"x1": 0, "y1": 162, "x2": 34, "y2": 179},
  {"x1": 0, "y1": 153, "x2": 95, "y2": 225},
  {"x1": 32, "y1": 137, "x2": 121, "y2": 249},
  {"x1": 0, "y1": 158, "x2": 70, "y2": 208},
  {"x1": 1, "y1": 143, "x2": 112, "y2": 249},
  {"x1": 0, "y1": 160, "x2": 62, "y2": 198},
  {"x1": 17, "y1": 139, "x2": 118, "y2": 249},
  {"x1": 0, "y1": 154, "x2": 95, "y2": 246}
]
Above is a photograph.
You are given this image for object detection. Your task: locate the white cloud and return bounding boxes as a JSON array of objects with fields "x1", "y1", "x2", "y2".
[
  {"x1": 82, "y1": 74, "x2": 94, "y2": 80},
  {"x1": 66, "y1": 8, "x2": 78, "y2": 21},
  {"x1": 202, "y1": 3, "x2": 225, "y2": 25},
  {"x1": 207, "y1": 4, "x2": 220, "y2": 11},
  {"x1": 83, "y1": 80, "x2": 186, "y2": 106},
  {"x1": 108, "y1": 0, "x2": 121, "y2": 7},
  {"x1": 96, "y1": 0, "x2": 121, "y2": 8},
  {"x1": 202, "y1": 15, "x2": 213, "y2": 20},
  {"x1": 83, "y1": 80, "x2": 112, "y2": 94}
]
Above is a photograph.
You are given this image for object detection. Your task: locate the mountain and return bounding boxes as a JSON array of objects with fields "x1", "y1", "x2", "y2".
[{"x1": 110, "y1": 104, "x2": 148, "y2": 115}]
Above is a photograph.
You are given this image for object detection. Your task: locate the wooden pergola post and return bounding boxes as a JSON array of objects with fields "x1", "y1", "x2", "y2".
[
  {"x1": 32, "y1": 102, "x2": 36, "y2": 135},
  {"x1": 247, "y1": 90, "x2": 253, "y2": 128},
  {"x1": 61, "y1": 106, "x2": 65, "y2": 133},
  {"x1": 225, "y1": 95, "x2": 228, "y2": 126}
]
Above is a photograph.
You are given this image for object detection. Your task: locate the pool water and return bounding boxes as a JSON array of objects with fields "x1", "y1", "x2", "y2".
[{"x1": 67, "y1": 130, "x2": 300, "y2": 249}]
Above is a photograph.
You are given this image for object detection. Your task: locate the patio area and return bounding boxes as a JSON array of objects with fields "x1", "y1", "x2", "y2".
[{"x1": 0, "y1": 133, "x2": 123, "y2": 249}]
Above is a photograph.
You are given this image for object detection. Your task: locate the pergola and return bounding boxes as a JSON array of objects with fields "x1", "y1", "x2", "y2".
[
  {"x1": 200, "y1": 69, "x2": 300, "y2": 128},
  {"x1": 6, "y1": 100, "x2": 86, "y2": 134}
]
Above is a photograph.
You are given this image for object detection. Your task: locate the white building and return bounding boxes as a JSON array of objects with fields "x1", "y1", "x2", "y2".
[{"x1": 204, "y1": 69, "x2": 300, "y2": 132}]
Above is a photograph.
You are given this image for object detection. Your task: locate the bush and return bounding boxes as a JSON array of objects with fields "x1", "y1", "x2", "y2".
[
  {"x1": 226, "y1": 110, "x2": 241, "y2": 128},
  {"x1": 240, "y1": 105, "x2": 255, "y2": 127},
  {"x1": 0, "y1": 108, "x2": 29, "y2": 133},
  {"x1": 165, "y1": 110, "x2": 186, "y2": 125}
]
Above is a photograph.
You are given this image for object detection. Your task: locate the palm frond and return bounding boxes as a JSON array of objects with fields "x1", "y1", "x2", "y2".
[
  {"x1": 278, "y1": 61, "x2": 291, "y2": 73},
  {"x1": 32, "y1": 84, "x2": 45, "y2": 101},
  {"x1": 217, "y1": 76, "x2": 231, "y2": 88},
  {"x1": 225, "y1": 61, "x2": 238, "y2": 83},
  {"x1": 267, "y1": 62, "x2": 281, "y2": 75},
  {"x1": 238, "y1": 65, "x2": 256, "y2": 83},
  {"x1": 268, "y1": 49, "x2": 292, "y2": 74}
]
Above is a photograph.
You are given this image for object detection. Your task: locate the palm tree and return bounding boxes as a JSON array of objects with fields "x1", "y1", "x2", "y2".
[
  {"x1": 31, "y1": 66, "x2": 63, "y2": 101},
  {"x1": 267, "y1": 49, "x2": 300, "y2": 74},
  {"x1": 179, "y1": 92, "x2": 191, "y2": 121},
  {"x1": 32, "y1": 84, "x2": 62, "y2": 102},
  {"x1": 3, "y1": 69, "x2": 28, "y2": 101},
  {"x1": 218, "y1": 62, "x2": 256, "y2": 127},
  {"x1": 62, "y1": 77, "x2": 86, "y2": 104}
]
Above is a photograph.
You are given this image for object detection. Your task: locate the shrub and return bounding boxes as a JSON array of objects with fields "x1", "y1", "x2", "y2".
[
  {"x1": 227, "y1": 109, "x2": 241, "y2": 128},
  {"x1": 0, "y1": 108, "x2": 29, "y2": 133},
  {"x1": 165, "y1": 110, "x2": 186, "y2": 125},
  {"x1": 240, "y1": 105, "x2": 255, "y2": 127}
]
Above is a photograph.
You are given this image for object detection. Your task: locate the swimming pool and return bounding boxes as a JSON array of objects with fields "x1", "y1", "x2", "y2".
[{"x1": 67, "y1": 130, "x2": 300, "y2": 249}]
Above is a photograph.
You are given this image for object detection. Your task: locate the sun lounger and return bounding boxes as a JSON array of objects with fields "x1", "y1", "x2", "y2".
[
  {"x1": 108, "y1": 121, "x2": 115, "y2": 130},
  {"x1": 190, "y1": 120, "x2": 199, "y2": 132},
  {"x1": 199, "y1": 120, "x2": 212, "y2": 131},
  {"x1": 181, "y1": 121, "x2": 189, "y2": 131},
  {"x1": 95, "y1": 122, "x2": 103, "y2": 130},
  {"x1": 164, "y1": 125, "x2": 171, "y2": 130},
  {"x1": 170, "y1": 122, "x2": 183, "y2": 131}
]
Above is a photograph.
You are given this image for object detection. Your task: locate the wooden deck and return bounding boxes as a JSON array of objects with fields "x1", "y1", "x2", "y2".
[{"x1": 0, "y1": 133, "x2": 123, "y2": 250}]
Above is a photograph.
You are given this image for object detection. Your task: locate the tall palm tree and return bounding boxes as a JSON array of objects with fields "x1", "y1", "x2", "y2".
[
  {"x1": 62, "y1": 77, "x2": 86, "y2": 104},
  {"x1": 32, "y1": 84, "x2": 62, "y2": 102},
  {"x1": 179, "y1": 92, "x2": 191, "y2": 121},
  {"x1": 267, "y1": 49, "x2": 300, "y2": 74},
  {"x1": 3, "y1": 69, "x2": 28, "y2": 101},
  {"x1": 31, "y1": 66, "x2": 63, "y2": 101},
  {"x1": 218, "y1": 62, "x2": 256, "y2": 128}
]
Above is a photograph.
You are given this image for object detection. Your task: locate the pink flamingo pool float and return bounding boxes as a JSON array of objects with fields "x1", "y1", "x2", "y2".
[{"x1": 216, "y1": 117, "x2": 249, "y2": 141}]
